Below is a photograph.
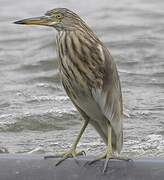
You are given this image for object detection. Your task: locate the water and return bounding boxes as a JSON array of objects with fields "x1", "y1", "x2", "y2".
[{"x1": 0, "y1": 0, "x2": 164, "y2": 158}]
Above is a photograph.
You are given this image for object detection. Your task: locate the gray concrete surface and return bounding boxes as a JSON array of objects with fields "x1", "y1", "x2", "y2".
[{"x1": 0, "y1": 155, "x2": 164, "y2": 180}]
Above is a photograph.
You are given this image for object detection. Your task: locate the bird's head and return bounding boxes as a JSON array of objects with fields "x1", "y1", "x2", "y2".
[{"x1": 14, "y1": 8, "x2": 83, "y2": 31}]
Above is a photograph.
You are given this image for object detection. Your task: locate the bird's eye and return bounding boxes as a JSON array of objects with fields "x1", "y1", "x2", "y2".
[{"x1": 56, "y1": 14, "x2": 62, "y2": 19}]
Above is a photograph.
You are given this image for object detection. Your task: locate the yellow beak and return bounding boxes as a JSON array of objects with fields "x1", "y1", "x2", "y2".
[{"x1": 14, "y1": 16, "x2": 52, "y2": 26}]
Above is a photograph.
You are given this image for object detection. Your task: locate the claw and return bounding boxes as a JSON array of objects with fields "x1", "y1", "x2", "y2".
[
  {"x1": 80, "y1": 150, "x2": 86, "y2": 156},
  {"x1": 88, "y1": 124, "x2": 131, "y2": 173},
  {"x1": 56, "y1": 150, "x2": 86, "y2": 166},
  {"x1": 89, "y1": 153, "x2": 131, "y2": 173}
]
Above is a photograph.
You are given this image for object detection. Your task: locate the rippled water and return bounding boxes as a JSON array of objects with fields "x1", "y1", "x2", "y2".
[{"x1": 0, "y1": 0, "x2": 164, "y2": 157}]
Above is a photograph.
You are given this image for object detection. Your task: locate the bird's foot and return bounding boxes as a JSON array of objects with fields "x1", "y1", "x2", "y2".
[
  {"x1": 89, "y1": 153, "x2": 130, "y2": 173},
  {"x1": 55, "y1": 149, "x2": 86, "y2": 166}
]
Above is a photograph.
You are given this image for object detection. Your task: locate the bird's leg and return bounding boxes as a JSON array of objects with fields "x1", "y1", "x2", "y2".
[
  {"x1": 89, "y1": 124, "x2": 113, "y2": 172},
  {"x1": 103, "y1": 124, "x2": 113, "y2": 172},
  {"x1": 55, "y1": 120, "x2": 89, "y2": 166},
  {"x1": 89, "y1": 123, "x2": 130, "y2": 173}
]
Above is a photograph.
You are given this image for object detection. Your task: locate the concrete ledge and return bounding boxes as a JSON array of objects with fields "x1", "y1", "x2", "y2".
[{"x1": 0, "y1": 154, "x2": 164, "y2": 180}]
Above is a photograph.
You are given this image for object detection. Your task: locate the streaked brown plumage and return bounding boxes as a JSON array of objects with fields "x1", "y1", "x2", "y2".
[{"x1": 14, "y1": 8, "x2": 126, "y2": 172}]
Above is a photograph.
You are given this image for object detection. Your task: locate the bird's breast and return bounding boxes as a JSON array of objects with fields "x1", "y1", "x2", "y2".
[
  {"x1": 56, "y1": 31, "x2": 108, "y2": 121},
  {"x1": 56, "y1": 32, "x2": 105, "y2": 89}
]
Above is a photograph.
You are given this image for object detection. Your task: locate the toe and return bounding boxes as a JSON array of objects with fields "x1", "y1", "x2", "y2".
[{"x1": 56, "y1": 150, "x2": 86, "y2": 166}]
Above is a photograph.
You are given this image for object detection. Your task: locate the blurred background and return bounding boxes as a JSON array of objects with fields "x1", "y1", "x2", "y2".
[{"x1": 0, "y1": 0, "x2": 164, "y2": 157}]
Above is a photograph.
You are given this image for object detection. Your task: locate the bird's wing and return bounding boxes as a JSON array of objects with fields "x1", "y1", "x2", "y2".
[{"x1": 92, "y1": 45, "x2": 123, "y2": 151}]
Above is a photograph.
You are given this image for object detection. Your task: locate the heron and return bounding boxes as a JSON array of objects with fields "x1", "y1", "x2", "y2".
[{"x1": 14, "y1": 8, "x2": 128, "y2": 172}]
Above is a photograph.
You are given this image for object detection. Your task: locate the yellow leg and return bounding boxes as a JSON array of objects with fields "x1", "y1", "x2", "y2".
[
  {"x1": 103, "y1": 124, "x2": 113, "y2": 172},
  {"x1": 56, "y1": 120, "x2": 89, "y2": 166},
  {"x1": 89, "y1": 123, "x2": 130, "y2": 173}
]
